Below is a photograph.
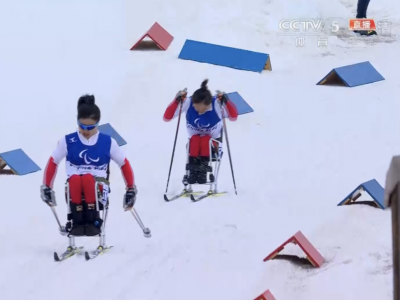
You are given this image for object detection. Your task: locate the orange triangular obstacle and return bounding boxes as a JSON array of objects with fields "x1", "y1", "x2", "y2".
[{"x1": 130, "y1": 22, "x2": 174, "y2": 50}]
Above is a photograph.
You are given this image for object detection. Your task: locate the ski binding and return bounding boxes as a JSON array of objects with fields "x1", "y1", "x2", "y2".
[
  {"x1": 54, "y1": 246, "x2": 84, "y2": 262},
  {"x1": 190, "y1": 190, "x2": 227, "y2": 202},
  {"x1": 85, "y1": 245, "x2": 113, "y2": 260},
  {"x1": 164, "y1": 189, "x2": 202, "y2": 202}
]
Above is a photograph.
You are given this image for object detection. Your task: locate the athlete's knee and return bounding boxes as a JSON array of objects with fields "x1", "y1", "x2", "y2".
[
  {"x1": 200, "y1": 135, "x2": 211, "y2": 143},
  {"x1": 190, "y1": 135, "x2": 201, "y2": 143},
  {"x1": 81, "y1": 173, "x2": 95, "y2": 184}
]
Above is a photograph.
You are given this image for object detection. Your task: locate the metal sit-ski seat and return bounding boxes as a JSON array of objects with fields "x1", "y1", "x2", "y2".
[
  {"x1": 183, "y1": 130, "x2": 224, "y2": 194},
  {"x1": 63, "y1": 164, "x2": 111, "y2": 249}
]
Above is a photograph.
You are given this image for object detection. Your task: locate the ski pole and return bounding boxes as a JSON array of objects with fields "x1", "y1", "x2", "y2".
[
  {"x1": 216, "y1": 91, "x2": 238, "y2": 195},
  {"x1": 130, "y1": 207, "x2": 151, "y2": 238},
  {"x1": 165, "y1": 88, "x2": 187, "y2": 194},
  {"x1": 221, "y1": 110, "x2": 238, "y2": 195},
  {"x1": 50, "y1": 206, "x2": 67, "y2": 236}
]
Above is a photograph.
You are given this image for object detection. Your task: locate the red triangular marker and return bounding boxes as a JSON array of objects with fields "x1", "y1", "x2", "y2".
[
  {"x1": 130, "y1": 22, "x2": 174, "y2": 50},
  {"x1": 263, "y1": 230, "x2": 325, "y2": 267},
  {"x1": 254, "y1": 289, "x2": 277, "y2": 300}
]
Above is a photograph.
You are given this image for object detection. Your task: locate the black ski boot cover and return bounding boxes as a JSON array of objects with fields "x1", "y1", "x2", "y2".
[
  {"x1": 84, "y1": 203, "x2": 102, "y2": 236},
  {"x1": 197, "y1": 156, "x2": 211, "y2": 184},
  {"x1": 187, "y1": 156, "x2": 200, "y2": 184},
  {"x1": 69, "y1": 204, "x2": 85, "y2": 236}
]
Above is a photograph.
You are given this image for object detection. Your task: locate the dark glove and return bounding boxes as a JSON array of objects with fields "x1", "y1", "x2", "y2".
[
  {"x1": 123, "y1": 185, "x2": 137, "y2": 211},
  {"x1": 216, "y1": 91, "x2": 229, "y2": 105},
  {"x1": 40, "y1": 185, "x2": 56, "y2": 207},
  {"x1": 175, "y1": 88, "x2": 187, "y2": 103}
]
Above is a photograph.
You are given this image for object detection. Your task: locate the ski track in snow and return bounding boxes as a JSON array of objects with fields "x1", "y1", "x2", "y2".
[{"x1": 0, "y1": 0, "x2": 399, "y2": 299}]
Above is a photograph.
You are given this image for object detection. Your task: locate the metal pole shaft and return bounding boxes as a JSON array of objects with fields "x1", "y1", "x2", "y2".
[
  {"x1": 165, "y1": 102, "x2": 183, "y2": 194},
  {"x1": 218, "y1": 100, "x2": 237, "y2": 195},
  {"x1": 131, "y1": 208, "x2": 145, "y2": 229},
  {"x1": 51, "y1": 207, "x2": 63, "y2": 229}
]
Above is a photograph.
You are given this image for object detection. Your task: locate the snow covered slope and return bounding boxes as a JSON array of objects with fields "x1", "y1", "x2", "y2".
[{"x1": 0, "y1": 0, "x2": 399, "y2": 299}]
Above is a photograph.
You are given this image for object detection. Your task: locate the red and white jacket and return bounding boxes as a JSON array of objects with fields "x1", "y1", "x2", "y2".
[{"x1": 43, "y1": 131, "x2": 135, "y2": 189}]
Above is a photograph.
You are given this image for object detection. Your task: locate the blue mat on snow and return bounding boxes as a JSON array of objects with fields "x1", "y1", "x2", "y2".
[
  {"x1": 98, "y1": 123, "x2": 127, "y2": 146},
  {"x1": 223, "y1": 92, "x2": 253, "y2": 116},
  {"x1": 337, "y1": 179, "x2": 385, "y2": 209},
  {"x1": 178, "y1": 40, "x2": 271, "y2": 73},
  {"x1": 317, "y1": 61, "x2": 384, "y2": 87},
  {"x1": 0, "y1": 149, "x2": 41, "y2": 175}
]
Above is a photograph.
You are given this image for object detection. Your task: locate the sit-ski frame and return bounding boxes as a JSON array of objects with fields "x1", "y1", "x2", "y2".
[
  {"x1": 64, "y1": 180, "x2": 109, "y2": 250},
  {"x1": 183, "y1": 137, "x2": 223, "y2": 194}
]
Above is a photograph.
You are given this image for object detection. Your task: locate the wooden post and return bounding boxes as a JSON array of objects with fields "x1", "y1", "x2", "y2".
[
  {"x1": 0, "y1": 159, "x2": 15, "y2": 175},
  {"x1": 391, "y1": 184, "x2": 400, "y2": 300},
  {"x1": 385, "y1": 156, "x2": 400, "y2": 300}
]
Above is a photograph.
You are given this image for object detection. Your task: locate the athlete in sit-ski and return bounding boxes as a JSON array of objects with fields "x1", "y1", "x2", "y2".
[
  {"x1": 40, "y1": 95, "x2": 137, "y2": 237},
  {"x1": 163, "y1": 79, "x2": 238, "y2": 184}
]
